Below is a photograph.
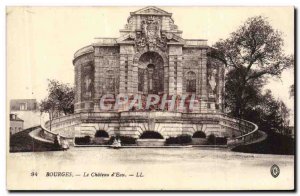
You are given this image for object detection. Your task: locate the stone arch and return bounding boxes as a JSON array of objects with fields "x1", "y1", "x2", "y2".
[
  {"x1": 136, "y1": 51, "x2": 166, "y2": 94},
  {"x1": 139, "y1": 131, "x2": 164, "y2": 139},
  {"x1": 95, "y1": 130, "x2": 109, "y2": 138},
  {"x1": 133, "y1": 48, "x2": 168, "y2": 65}
]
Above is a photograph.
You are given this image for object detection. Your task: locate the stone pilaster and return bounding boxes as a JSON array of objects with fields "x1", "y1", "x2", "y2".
[
  {"x1": 164, "y1": 65, "x2": 169, "y2": 94},
  {"x1": 119, "y1": 54, "x2": 127, "y2": 94},
  {"x1": 120, "y1": 45, "x2": 135, "y2": 94},
  {"x1": 200, "y1": 51, "x2": 208, "y2": 101},
  {"x1": 168, "y1": 45, "x2": 183, "y2": 95},
  {"x1": 176, "y1": 56, "x2": 183, "y2": 95},
  {"x1": 168, "y1": 59, "x2": 176, "y2": 95}
]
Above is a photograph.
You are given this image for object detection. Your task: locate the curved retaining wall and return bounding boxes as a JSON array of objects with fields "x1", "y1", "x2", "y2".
[{"x1": 41, "y1": 112, "x2": 261, "y2": 146}]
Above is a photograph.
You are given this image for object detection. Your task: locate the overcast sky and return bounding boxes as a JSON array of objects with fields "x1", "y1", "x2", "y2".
[{"x1": 7, "y1": 6, "x2": 294, "y2": 123}]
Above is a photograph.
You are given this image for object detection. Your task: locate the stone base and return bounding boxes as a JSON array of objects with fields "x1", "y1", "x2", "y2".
[
  {"x1": 136, "y1": 139, "x2": 165, "y2": 146},
  {"x1": 47, "y1": 112, "x2": 254, "y2": 147},
  {"x1": 191, "y1": 138, "x2": 208, "y2": 145},
  {"x1": 93, "y1": 137, "x2": 109, "y2": 145}
]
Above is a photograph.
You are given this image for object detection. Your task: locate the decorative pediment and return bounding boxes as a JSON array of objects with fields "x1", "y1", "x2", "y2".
[
  {"x1": 130, "y1": 6, "x2": 172, "y2": 16},
  {"x1": 116, "y1": 33, "x2": 136, "y2": 43},
  {"x1": 166, "y1": 33, "x2": 185, "y2": 44}
]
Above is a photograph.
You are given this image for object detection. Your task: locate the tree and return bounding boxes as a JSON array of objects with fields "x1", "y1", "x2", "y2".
[
  {"x1": 225, "y1": 68, "x2": 264, "y2": 117},
  {"x1": 243, "y1": 90, "x2": 290, "y2": 135},
  {"x1": 289, "y1": 84, "x2": 294, "y2": 98},
  {"x1": 40, "y1": 79, "x2": 74, "y2": 130},
  {"x1": 211, "y1": 16, "x2": 294, "y2": 118},
  {"x1": 40, "y1": 97, "x2": 56, "y2": 131}
]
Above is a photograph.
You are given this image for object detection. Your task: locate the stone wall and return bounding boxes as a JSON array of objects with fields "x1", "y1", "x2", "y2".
[{"x1": 74, "y1": 52, "x2": 94, "y2": 113}]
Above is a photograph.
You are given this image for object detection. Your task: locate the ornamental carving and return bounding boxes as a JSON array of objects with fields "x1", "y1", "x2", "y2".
[{"x1": 135, "y1": 16, "x2": 167, "y2": 52}]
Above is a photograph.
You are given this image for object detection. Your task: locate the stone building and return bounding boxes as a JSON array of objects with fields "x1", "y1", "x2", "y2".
[
  {"x1": 71, "y1": 7, "x2": 228, "y2": 139},
  {"x1": 10, "y1": 99, "x2": 40, "y2": 129},
  {"x1": 10, "y1": 99, "x2": 38, "y2": 111},
  {"x1": 9, "y1": 114, "x2": 24, "y2": 135},
  {"x1": 74, "y1": 6, "x2": 224, "y2": 113}
]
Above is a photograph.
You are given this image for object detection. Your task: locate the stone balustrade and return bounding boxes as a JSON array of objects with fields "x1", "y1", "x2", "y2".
[{"x1": 185, "y1": 39, "x2": 208, "y2": 47}]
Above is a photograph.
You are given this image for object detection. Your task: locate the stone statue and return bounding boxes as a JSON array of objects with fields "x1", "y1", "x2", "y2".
[{"x1": 208, "y1": 69, "x2": 217, "y2": 94}]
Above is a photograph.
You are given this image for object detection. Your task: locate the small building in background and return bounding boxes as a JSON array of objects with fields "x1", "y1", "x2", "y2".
[
  {"x1": 10, "y1": 99, "x2": 38, "y2": 111},
  {"x1": 10, "y1": 99, "x2": 41, "y2": 129},
  {"x1": 9, "y1": 114, "x2": 24, "y2": 135}
]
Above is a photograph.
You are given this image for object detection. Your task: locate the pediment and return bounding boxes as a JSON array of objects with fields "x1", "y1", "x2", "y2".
[
  {"x1": 131, "y1": 6, "x2": 172, "y2": 16},
  {"x1": 166, "y1": 33, "x2": 185, "y2": 44},
  {"x1": 116, "y1": 33, "x2": 135, "y2": 43}
]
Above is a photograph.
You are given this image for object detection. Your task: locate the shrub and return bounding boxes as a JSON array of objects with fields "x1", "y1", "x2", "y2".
[
  {"x1": 166, "y1": 134, "x2": 192, "y2": 145},
  {"x1": 192, "y1": 131, "x2": 206, "y2": 138},
  {"x1": 140, "y1": 131, "x2": 163, "y2": 139},
  {"x1": 95, "y1": 130, "x2": 109, "y2": 138},
  {"x1": 207, "y1": 134, "x2": 227, "y2": 145},
  {"x1": 75, "y1": 136, "x2": 91, "y2": 145},
  {"x1": 109, "y1": 136, "x2": 137, "y2": 145},
  {"x1": 207, "y1": 134, "x2": 216, "y2": 145},
  {"x1": 216, "y1": 137, "x2": 227, "y2": 145}
]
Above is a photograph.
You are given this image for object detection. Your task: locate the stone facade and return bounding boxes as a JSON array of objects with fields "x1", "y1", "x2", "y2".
[
  {"x1": 10, "y1": 114, "x2": 24, "y2": 135},
  {"x1": 72, "y1": 7, "x2": 226, "y2": 139}
]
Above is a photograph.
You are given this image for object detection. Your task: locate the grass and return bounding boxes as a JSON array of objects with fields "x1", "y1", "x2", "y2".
[{"x1": 9, "y1": 126, "x2": 60, "y2": 153}]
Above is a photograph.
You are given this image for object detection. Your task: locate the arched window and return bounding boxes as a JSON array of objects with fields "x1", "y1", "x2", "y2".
[
  {"x1": 105, "y1": 70, "x2": 115, "y2": 94},
  {"x1": 186, "y1": 71, "x2": 196, "y2": 93}
]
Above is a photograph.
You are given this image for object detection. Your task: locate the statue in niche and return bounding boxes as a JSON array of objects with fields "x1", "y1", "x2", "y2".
[
  {"x1": 84, "y1": 75, "x2": 92, "y2": 99},
  {"x1": 208, "y1": 69, "x2": 217, "y2": 95}
]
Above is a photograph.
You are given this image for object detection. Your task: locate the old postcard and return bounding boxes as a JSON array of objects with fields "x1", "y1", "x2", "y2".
[{"x1": 7, "y1": 6, "x2": 295, "y2": 190}]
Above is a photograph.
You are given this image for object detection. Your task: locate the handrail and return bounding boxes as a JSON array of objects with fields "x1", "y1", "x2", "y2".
[
  {"x1": 222, "y1": 113, "x2": 258, "y2": 138},
  {"x1": 40, "y1": 115, "x2": 70, "y2": 140}
]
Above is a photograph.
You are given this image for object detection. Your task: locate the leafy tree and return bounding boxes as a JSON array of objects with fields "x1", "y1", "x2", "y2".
[
  {"x1": 225, "y1": 68, "x2": 264, "y2": 117},
  {"x1": 40, "y1": 79, "x2": 74, "y2": 130},
  {"x1": 211, "y1": 16, "x2": 294, "y2": 118},
  {"x1": 289, "y1": 84, "x2": 294, "y2": 98},
  {"x1": 243, "y1": 90, "x2": 290, "y2": 135}
]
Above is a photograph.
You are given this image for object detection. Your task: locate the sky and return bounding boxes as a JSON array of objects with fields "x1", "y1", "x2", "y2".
[{"x1": 6, "y1": 6, "x2": 294, "y2": 124}]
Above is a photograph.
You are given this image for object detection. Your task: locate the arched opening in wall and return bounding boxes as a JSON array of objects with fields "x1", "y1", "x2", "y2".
[
  {"x1": 95, "y1": 130, "x2": 109, "y2": 138},
  {"x1": 192, "y1": 131, "x2": 206, "y2": 138},
  {"x1": 105, "y1": 70, "x2": 115, "y2": 94},
  {"x1": 140, "y1": 131, "x2": 163, "y2": 139},
  {"x1": 186, "y1": 71, "x2": 196, "y2": 93},
  {"x1": 138, "y1": 52, "x2": 164, "y2": 94}
]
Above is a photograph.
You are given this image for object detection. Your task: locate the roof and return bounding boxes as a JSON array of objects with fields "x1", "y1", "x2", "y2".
[
  {"x1": 10, "y1": 114, "x2": 24, "y2": 122},
  {"x1": 130, "y1": 6, "x2": 172, "y2": 16}
]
